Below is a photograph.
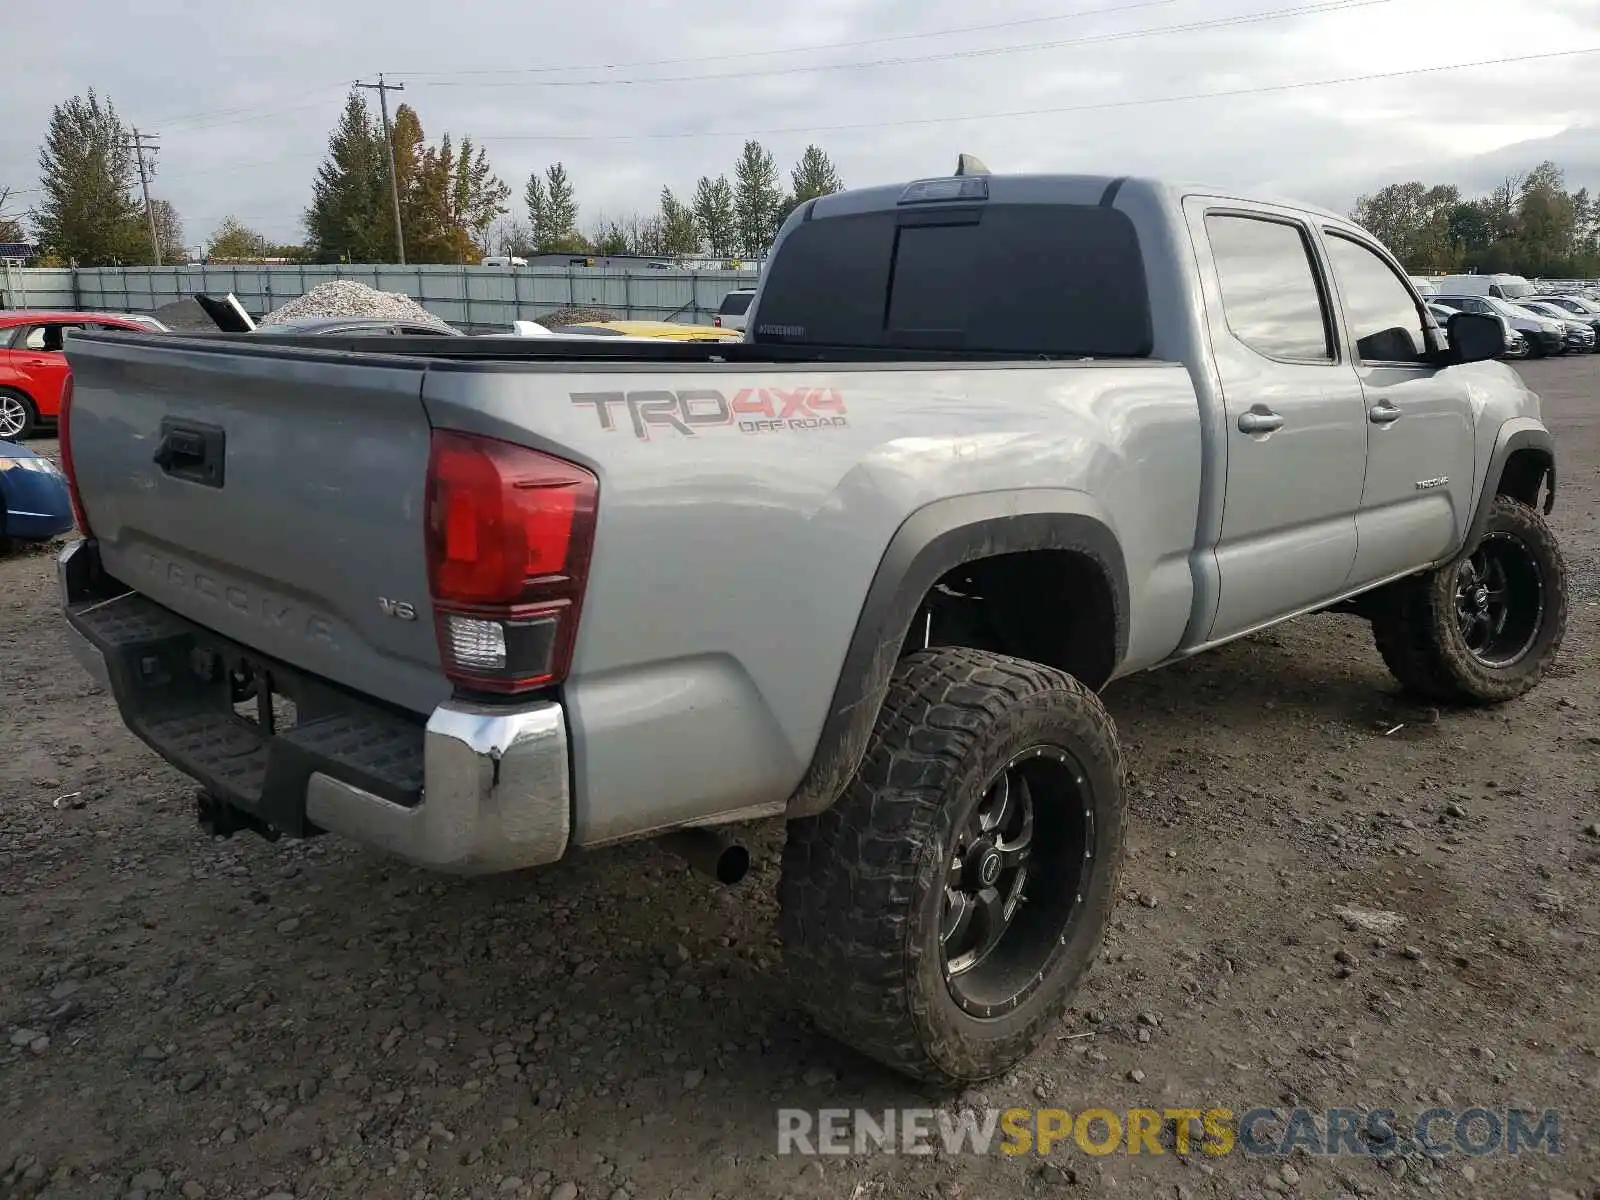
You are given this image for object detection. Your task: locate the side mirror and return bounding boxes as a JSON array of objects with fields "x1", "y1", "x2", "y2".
[{"x1": 1445, "y1": 312, "x2": 1505, "y2": 364}]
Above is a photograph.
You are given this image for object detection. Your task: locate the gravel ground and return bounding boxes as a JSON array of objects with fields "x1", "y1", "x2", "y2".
[{"x1": 2, "y1": 359, "x2": 1598, "y2": 1200}]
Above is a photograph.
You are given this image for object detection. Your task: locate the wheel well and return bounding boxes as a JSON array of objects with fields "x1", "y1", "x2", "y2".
[
  {"x1": 908, "y1": 550, "x2": 1119, "y2": 690},
  {"x1": 1498, "y1": 447, "x2": 1552, "y2": 509}
]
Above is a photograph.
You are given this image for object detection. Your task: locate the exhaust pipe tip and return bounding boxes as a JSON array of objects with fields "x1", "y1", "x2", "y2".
[
  {"x1": 713, "y1": 841, "x2": 750, "y2": 885},
  {"x1": 660, "y1": 828, "x2": 749, "y2": 885}
]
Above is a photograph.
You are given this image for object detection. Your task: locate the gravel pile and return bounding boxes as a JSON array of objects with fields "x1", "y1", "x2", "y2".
[
  {"x1": 260, "y1": 280, "x2": 455, "y2": 332},
  {"x1": 537, "y1": 306, "x2": 616, "y2": 326}
]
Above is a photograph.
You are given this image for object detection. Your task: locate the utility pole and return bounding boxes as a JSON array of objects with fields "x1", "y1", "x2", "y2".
[
  {"x1": 129, "y1": 128, "x2": 162, "y2": 266},
  {"x1": 356, "y1": 75, "x2": 407, "y2": 264}
]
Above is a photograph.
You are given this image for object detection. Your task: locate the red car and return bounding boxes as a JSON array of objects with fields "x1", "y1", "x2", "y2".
[{"x1": 0, "y1": 311, "x2": 164, "y2": 439}]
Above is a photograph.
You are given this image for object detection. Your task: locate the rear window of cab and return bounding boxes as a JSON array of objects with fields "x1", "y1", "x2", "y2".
[{"x1": 750, "y1": 202, "x2": 1152, "y2": 358}]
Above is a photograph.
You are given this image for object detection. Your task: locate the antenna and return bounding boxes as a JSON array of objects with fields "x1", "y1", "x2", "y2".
[{"x1": 954, "y1": 153, "x2": 990, "y2": 177}]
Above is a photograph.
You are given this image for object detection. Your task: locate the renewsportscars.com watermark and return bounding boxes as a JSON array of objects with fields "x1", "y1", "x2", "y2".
[{"x1": 776, "y1": 1107, "x2": 1561, "y2": 1159}]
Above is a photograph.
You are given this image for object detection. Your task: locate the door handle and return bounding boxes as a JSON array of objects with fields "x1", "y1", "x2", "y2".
[
  {"x1": 153, "y1": 419, "x2": 226, "y2": 488},
  {"x1": 1369, "y1": 402, "x2": 1404, "y2": 425},
  {"x1": 1238, "y1": 409, "x2": 1284, "y2": 434}
]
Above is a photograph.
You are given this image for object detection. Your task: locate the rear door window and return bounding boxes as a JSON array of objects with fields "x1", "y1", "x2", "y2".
[
  {"x1": 751, "y1": 202, "x2": 1152, "y2": 357},
  {"x1": 1204, "y1": 214, "x2": 1332, "y2": 362}
]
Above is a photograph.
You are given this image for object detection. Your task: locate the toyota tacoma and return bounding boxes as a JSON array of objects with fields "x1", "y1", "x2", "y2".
[{"x1": 57, "y1": 168, "x2": 1564, "y2": 1084}]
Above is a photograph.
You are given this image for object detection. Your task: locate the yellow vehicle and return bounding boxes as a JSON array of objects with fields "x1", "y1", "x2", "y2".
[{"x1": 555, "y1": 320, "x2": 742, "y2": 343}]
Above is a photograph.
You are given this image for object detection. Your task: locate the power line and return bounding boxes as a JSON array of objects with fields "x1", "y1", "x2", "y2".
[
  {"x1": 152, "y1": 85, "x2": 353, "y2": 133},
  {"x1": 476, "y1": 46, "x2": 1600, "y2": 143},
  {"x1": 391, "y1": 0, "x2": 1190, "y2": 78},
  {"x1": 414, "y1": 0, "x2": 1392, "y2": 89}
]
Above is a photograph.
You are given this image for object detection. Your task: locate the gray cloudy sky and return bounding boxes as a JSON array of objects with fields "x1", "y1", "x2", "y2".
[{"x1": 3, "y1": 0, "x2": 1598, "y2": 250}]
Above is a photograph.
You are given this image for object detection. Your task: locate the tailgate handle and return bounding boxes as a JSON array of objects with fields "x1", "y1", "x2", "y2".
[{"x1": 154, "y1": 419, "x2": 226, "y2": 488}]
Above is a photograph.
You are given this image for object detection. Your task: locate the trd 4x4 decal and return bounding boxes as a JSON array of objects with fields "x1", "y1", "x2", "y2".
[{"x1": 571, "y1": 387, "x2": 847, "y2": 440}]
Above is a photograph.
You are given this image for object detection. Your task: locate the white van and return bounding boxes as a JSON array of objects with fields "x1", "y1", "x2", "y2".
[
  {"x1": 480, "y1": 255, "x2": 528, "y2": 268},
  {"x1": 1430, "y1": 273, "x2": 1535, "y2": 300}
]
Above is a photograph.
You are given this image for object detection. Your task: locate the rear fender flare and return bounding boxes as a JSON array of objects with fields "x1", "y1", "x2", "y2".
[{"x1": 784, "y1": 492, "x2": 1128, "y2": 818}]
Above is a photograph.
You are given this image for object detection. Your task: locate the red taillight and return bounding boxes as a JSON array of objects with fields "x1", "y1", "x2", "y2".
[
  {"x1": 713, "y1": 316, "x2": 722, "y2": 327},
  {"x1": 58, "y1": 375, "x2": 93, "y2": 537},
  {"x1": 425, "y1": 431, "x2": 598, "y2": 694}
]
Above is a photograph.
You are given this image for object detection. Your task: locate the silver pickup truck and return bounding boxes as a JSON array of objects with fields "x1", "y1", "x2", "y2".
[{"x1": 57, "y1": 169, "x2": 1564, "y2": 1085}]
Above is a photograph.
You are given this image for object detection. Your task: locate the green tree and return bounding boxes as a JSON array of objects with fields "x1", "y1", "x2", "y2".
[
  {"x1": 207, "y1": 215, "x2": 271, "y2": 261},
  {"x1": 790, "y1": 145, "x2": 843, "y2": 206},
  {"x1": 1572, "y1": 188, "x2": 1598, "y2": 260},
  {"x1": 452, "y1": 137, "x2": 511, "y2": 255},
  {"x1": 32, "y1": 89, "x2": 146, "y2": 265},
  {"x1": 304, "y1": 92, "x2": 391, "y2": 263},
  {"x1": 588, "y1": 216, "x2": 630, "y2": 256},
  {"x1": 526, "y1": 163, "x2": 582, "y2": 253},
  {"x1": 658, "y1": 187, "x2": 700, "y2": 256},
  {"x1": 733, "y1": 140, "x2": 783, "y2": 257},
  {"x1": 1348, "y1": 181, "x2": 1460, "y2": 272},
  {"x1": 1517, "y1": 161, "x2": 1576, "y2": 275},
  {"x1": 692, "y1": 174, "x2": 735, "y2": 258},
  {"x1": 1447, "y1": 201, "x2": 1492, "y2": 253}
]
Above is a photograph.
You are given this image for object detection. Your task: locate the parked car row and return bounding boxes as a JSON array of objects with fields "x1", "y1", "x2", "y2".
[{"x1": 1430, "y1": 291, "x2": 1599, "y2": 357}]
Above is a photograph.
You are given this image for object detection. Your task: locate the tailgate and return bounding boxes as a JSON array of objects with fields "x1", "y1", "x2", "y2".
[{"x1": 66, "y1": 333, "x2": 448, "y2": 715}]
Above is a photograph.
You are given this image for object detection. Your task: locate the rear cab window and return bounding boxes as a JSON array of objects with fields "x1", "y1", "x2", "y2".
[
  {"x1": 718, "y1": 292, "x2": 754, "y2": 316},
  {"x1": 751, "y1": 200, "x2": 1152, "y2": 357}
]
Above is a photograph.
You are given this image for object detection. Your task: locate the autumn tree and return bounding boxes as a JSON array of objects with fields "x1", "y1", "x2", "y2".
[
  {"x1": 33, "y1": 90, "x2": 146, "y2": 265},
  {"x1": 0, "y1": 188, "x2": 24, "y2": 244},
  {"x1": 149, "y1": 198, "x2": 186, "y2": 263},
  {"x1": 658, "y1": 187, "x2": 700, "y2": 256},
  {"x1": 733, "y1": 141, "x2": 784, "y2": 257},
  {"x1": 306, "y1": 93, "x2": 511, "y2": 264},
  {"x1": 402, "y1": 114, "x2": 510, "y2": 262},
  {"x1": 491, "y1": 218, "x2": 535, "y2": 256},
  {"x1": 692, "y1": 175, "x2": 735, "y2": 258},
  {"x1": 207, "y1": 215, "x2": 271, "y2": 261}
]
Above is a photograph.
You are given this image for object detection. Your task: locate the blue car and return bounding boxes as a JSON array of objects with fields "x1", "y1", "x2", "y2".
[{"x1": 0, "y1": 439, "x2": 74, "y2": 551}]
